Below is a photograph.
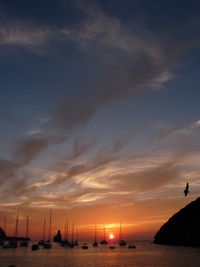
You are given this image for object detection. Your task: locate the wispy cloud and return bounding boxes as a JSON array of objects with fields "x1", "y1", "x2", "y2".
[
  {"x1": 0, "y1": 138, "x2": 48, "y2": 185},
  {"x1": 1, "y1": 5, "x2": 200, "y2": 223},
  {"x1": 0, "y1": 19, "x2": 52, "y2": 51},
  {"x1": 194, "y1": 120, "x2": 200, "y2": 128}
]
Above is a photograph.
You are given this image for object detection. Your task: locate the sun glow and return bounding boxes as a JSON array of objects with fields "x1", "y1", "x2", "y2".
[{"x1": 109, "y1": 233, "x2": 114, "y2": 239}]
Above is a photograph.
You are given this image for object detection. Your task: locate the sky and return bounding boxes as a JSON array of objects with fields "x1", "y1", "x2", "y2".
[{"x1": 0, "y1": 0, "x2": 200, "y2": 241}]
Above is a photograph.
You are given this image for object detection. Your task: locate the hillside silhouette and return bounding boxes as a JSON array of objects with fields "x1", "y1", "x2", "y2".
[{"x1": 154, "y1": 198, "x2": 200, "y2": 247}]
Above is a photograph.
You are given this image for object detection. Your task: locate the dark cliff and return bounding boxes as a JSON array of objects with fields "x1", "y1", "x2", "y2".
[
  {"x1": 53, "y1": 230, "x2": 62, "y2": 242},
  {"x1": 0, "y1": 227, "x2": 6, "y2": 240},
  {"x1": 0, "y1": 227, "x2": 30, "y2": 241},
  {"x1": 154, "y1": 198, "x2": 200, "y2": 247}
]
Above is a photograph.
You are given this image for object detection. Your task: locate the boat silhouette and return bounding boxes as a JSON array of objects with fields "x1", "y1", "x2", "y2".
[
  {"x1": 68, "y1": 222, "x2": 75, "y2": 248},
  {"x1": 3, "y1": 240, "x2": 18, "y2": 249},
  {"x1": 60, "y1": 219, "x2": 70, "y2": 247},
  {"x1": 38, "y1": 218, "x2": 46, "y2": 246},
  {"x1": 43, "y1": 210, "x2": 52, "y2": 249},
  {"x1": 93, "y1": 224, "x2": 98, "y2": 247},
  {"x1": 20, "y1": 217, "x2": 29, "y2": 247},
  {"x1": 32, "y1": 244, "x2": 39, "y2": 250},
  {"x1": 100, "y1": 225, "x2": 108, "y2": 245},
  {"x1": 4, "y1": 213, "x2": 19, "y2": 249},
  {"x1": 74, "y1": 226, "x2": 79, "y2": 246},
  {"x1": 119, "y1": 222, "x2": 127, "y2": 246},
  {"x1": 82, "y1": 242, "x2": 88, "y2": 249},
  {"x1": 128, "y1": 243, "x2": 136, "y2": 249}
]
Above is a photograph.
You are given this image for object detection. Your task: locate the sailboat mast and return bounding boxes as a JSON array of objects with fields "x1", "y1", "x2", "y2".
[
  {"x1": 67, "y1": 219, "x2": 68, "y2": 240},
  {"x1": 119, "y1": 222, "x2": 122, "y2": 241},
  {"x1": 104, "y1": 224, "x2": 105, "y2": 240},
  {"x1": 48, "y1": 209, "x2": 52, "y2": 242},
  {"x1": 72, "y1": 223, "x2": 74, "y2": 243},
  {"x1": 15, "y1": 213, "x2": 19, "y2": 238},
  {"x1": 64, "y1": 223, "x2": 66, "y2": 239},
  {"x1": 26, "y1": 217, "x2": 29, "y2": 238},
  {"x1": 94, "y1": 224, "x2": 97, "y2": 242},
  {"x1": 76, "y1": 226, "x2": 78, "y2": 241},
  {"x1": 42, "y1": 219, "x2": 46, "y2": 240}
]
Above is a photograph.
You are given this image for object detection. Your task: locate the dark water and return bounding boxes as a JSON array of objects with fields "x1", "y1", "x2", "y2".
[{"x1": 0, "y1": 241, "x2": 200, "y2": 267}]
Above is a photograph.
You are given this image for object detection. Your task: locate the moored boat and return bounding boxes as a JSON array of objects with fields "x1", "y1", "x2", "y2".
[
  {"x1": 39, "y1": 219, "x2": 46, "y2": 246},
  {"x1": 32, "y1": 244, "x2": 39, "y2": 250},
  {"x1": 119, "y1": 222, "x2": 127, "y2": 246},
  {"x1": 68, "y1": 242, "x2": 74, "y2": 248},
  {"x1": 74, "y1": 226, "x2": 79, "y2": 246},
  {"x1": 43, "y1": 210, "x2": 52, "y2": 249},
  {"x1": 43, "y1": 241, "x2": 52, "y2": 249},
  {"x1": 20, "y1": 240, "x2": 28, "y2": 247},
  {"x1": 128, "y1": 243, "x2": 136, "y2": 249},
  {"x1": 68, "y1": 223, "x2": 75, "y2": 248},
  {"x1": 93, "y1": 224, "x2": 98, "y2": 247},
  {"x1": 20, "y1": 217, "x2": 29, "y2": 247},
  {"x1": 100, "y1": 225, "x2": 108, "y2": 245},
  {"x1": 82, "y1": 242, "x2": 88, "y2": 249},
  {"x1": 3, "y1": 240, "x2": 18, "y2": 249}
]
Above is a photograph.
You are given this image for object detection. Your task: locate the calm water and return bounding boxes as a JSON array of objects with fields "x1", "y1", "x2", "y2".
[{"x1": 0, "y1": 241, "x2": 200, "y2": 267}]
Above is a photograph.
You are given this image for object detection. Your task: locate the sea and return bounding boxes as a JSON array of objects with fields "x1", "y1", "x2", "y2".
[{"x1": 0, "y1": 241, "x2": 200, "y2": 267}]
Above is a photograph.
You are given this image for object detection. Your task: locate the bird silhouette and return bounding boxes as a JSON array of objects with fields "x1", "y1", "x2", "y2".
[{"x1": 184, "y1": 182, "x2": 189, "y2": 197}]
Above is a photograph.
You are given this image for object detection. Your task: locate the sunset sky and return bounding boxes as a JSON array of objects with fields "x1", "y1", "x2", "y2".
[{"x1": 1, "y1": 0, "x2": 200, "y2": 240}]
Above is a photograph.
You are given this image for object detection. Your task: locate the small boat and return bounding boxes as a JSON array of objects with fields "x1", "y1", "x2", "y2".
[
  {"x1": 67, "y1": 223, "x2": 75, "y2": 248},
  {"x1": 128, "y1": 243, "x2": 136, "y2": 249},
  {"x1": 74, "y1": 226, "x2": 79, "y2": 246},
  {"x1": 32, "y1": 244, "x2": 39, "y2": 251},
  {"x1": 110, "y1": 245, "x2": 115, "y2": 249},
  {"x1": 68, "y1": 242, "x2": 74, "y2": 248},
  {"x1": 93, "y1": 224, "x2": 98, "y2": 247},
  {"x1": 38, "y1": 218, "x2": 46, "y2": 246},
  {"x1": 119, "y1": 222, "x2": 127, "y2": 246},
  {"x1": 82, "y1": 242, "x2": 88, "y2": 249},
  {"x1": 5, "y1": 213, "x2": 19, "y2": 249},
  {"x1": 100, "y1": 239, "x2": 108, "y2": 245},
  {"x1": 43, "y1": 210, "x2": 52, "y2": 249},
  {"x1": 20, "y1": 240, "x2": 28, "y2": 247},
  {"x1": 3, "y1": 241, "x2": 18, "y2": 249},
  {"x1": 93, "y1": 241, "x2": 98, "y2": 247},
  {"x1": 119, "y1": 240, "x2": 127, "y2": 246},
  {"x1": 100, "y1": 225, "x2": 108, "y2": 245},
  {"x1": 9, "y1": 241, "x2": 18, "y2": 248},
  {"x1": 38, "y1": 240, "x2": 45, "y2": 246},
  {"x1": 60, "y1": 239, "x2": 69, "y2": 247},
  {"x1": 43, "y1": 241, "x2": 52, "y2": 249}
]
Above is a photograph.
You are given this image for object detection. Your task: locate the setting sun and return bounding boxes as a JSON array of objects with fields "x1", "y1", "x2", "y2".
[{"x1": 109, "y1": 233, "x2": 114, "y2": 239}]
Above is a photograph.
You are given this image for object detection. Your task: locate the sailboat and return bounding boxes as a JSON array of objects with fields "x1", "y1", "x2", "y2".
[
  {"x1": 38, "y1": 219, "x2": 46, "y2": 246},
  {"x1": 74, "y1": 226, "x2": 79, "y2": 246},
  {"x1": 128, "y1": 243, "x2": 136, "y2": 249},
  {"x1": 43, "y1": 210, "x2": 52, "y2": 249},
  {"x1": 4, "y1": 213, "x2": 18, "y2": 249},
  {"x1": 61, "y1": 219, "x2": 69, "y2": 247},
  {"x1": 68, "y1": 223, "x2": 75, "y2": 248},
  {"x1": 100, "y1": 225, "x2": 108, "y2": 245},
  {"x1": 119, "y1": 222, "x2": 127, "y2": 246},
  {"x1": 32, "y1": 243, "x2": 39, "y2": 250},
  {"x1": 93, "y1": 224, "x2": 98, "y2": 247},
  {"x1": 20, "y1": 217, "x2": 29, "y2": 247},
  {"x1": 81, "y1": 242, "x2": 88, "y2": 249}
]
